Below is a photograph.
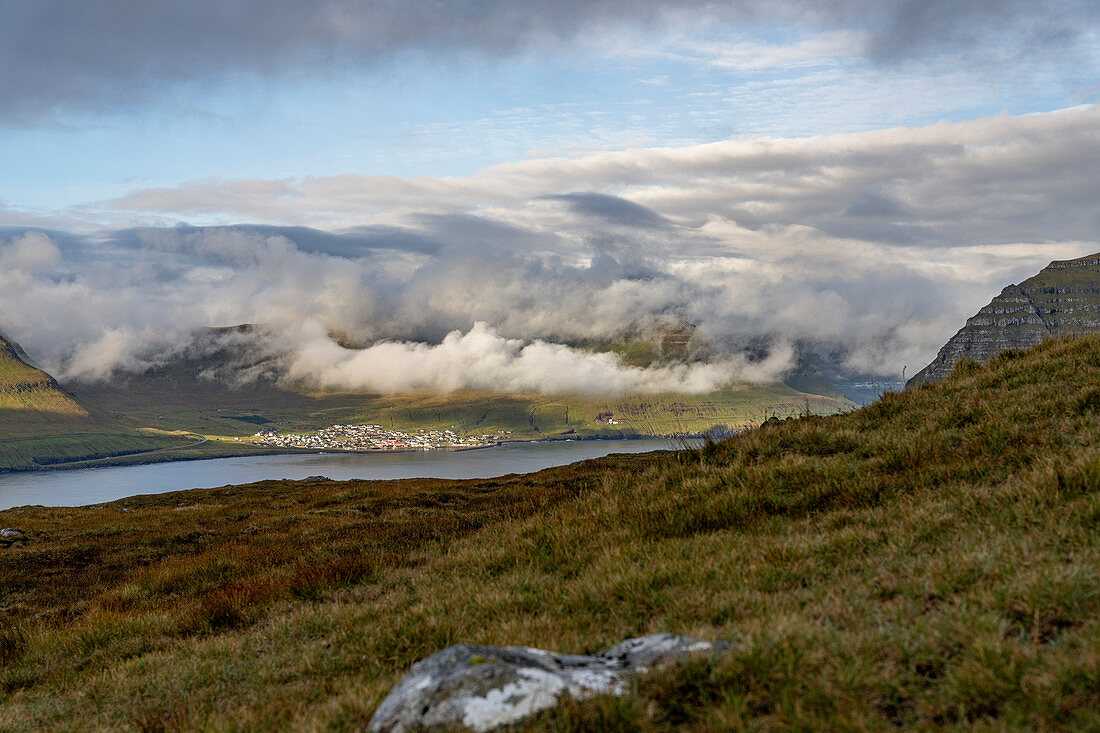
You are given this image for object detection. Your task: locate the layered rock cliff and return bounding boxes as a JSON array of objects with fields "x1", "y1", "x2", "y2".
[{"x1": 908, "y1": 253, "x2": 1100, "y2": 386}]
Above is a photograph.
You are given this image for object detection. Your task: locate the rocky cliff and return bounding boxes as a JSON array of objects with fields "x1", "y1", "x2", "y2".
[{"x1": 908, "y1": 253, "x2": 1100, "y2": 386}]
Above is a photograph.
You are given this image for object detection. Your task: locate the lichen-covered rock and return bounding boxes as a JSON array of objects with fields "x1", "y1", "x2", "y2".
[
  {"x1": 0, "y1": 528, "x2": 27, "y2": 547},
  {"x1": 909, "y1": 253, "x2": 1100, "y2": 387},
  {"x1": 368, "y1": 634, "x2": 731, "y2": 733}
]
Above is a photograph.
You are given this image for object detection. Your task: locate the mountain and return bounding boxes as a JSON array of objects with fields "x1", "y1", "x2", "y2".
[
  {"x1": 0, "y1": 333, "x2": 89, "y2": 421},
  {"x1": 908, "y1": 252, "x2": 1100, "y2": 387},
  {"x1": 0, "y1": 332, "x2": 199, "y2": 471},
  {"x1": 73, "y1": 324, "x2": 855, "y2": 441}
]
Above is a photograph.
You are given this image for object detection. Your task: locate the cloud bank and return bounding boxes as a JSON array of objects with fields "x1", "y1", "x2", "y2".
[
  {"x1": 282, "y1": 321, "x2": 789, "y2": 395},
  {"x1": 1, "y1": 107, "x2": 1097, "y2": 392}
]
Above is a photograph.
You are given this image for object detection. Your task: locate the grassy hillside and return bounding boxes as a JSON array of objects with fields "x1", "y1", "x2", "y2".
[
  {"x1": 0, "y1": 336, "x2": 87, "y2": 420},
  {"x1": 78, "y1": 374, "x2": 849, "y2": 443},
  {"x1": 74, "y1": 324, "x2": 852, "y2": 444},
  {"x1": 0, "y1": 336, "x2": 206, "y2": 471},
  {"x1": 3, "y1": 336, "x2": 1100, "y2": 729}
]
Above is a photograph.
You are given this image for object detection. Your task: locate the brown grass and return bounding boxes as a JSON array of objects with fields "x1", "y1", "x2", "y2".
[{"x1": 1, "y1": 336, "x2": 1099, "y2": 730}]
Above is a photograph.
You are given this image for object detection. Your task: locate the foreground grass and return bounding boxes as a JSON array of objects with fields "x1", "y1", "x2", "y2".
[{"x1": 2, "y1": 337, "x2": 1100, "y2": 729}]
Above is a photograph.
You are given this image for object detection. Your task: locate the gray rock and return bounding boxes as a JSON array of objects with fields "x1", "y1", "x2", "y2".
[
  {"x1": 369, "y1": 633, "x2": 731, "y2": 733},
  {"x1": 0, "y1": 528, "x2": 27, "y2": 547}
]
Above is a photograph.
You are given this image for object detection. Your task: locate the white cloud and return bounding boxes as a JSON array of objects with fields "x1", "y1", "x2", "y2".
[
  {"x1": 606, "y1": 29, "x2": 865, "y2": 71},
  {"x1": 2, "y1": 107, "x2": 1098, "y2": 388},
  {"x1": 106, "y1": 105, "x2": 1100, "y2": 248},
  {"x1": 283, "y1": 320, "x2": 785, "y2": 395},
  {"x1": 0, "y1": 232, "x2": 62, "y2": 274}
]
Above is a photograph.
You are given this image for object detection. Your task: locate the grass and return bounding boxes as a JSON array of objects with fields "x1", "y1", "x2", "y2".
[
  {"x1": 77, "y1": 376, "x2": 850, "y2": 441},
  {"x1": 0, "y1": 338, "x2": 87, "y2": 421},
  {"x1": 0, "y1": 337, "x2": 206, "y2": 471},
  {"x1": 1, "y1": 336, "x2": 1099, "y2": 729}
]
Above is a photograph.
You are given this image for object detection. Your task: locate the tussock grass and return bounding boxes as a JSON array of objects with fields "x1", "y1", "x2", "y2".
[{"x1": 2, "y1": 336, "x2": 1100, "y2": 729}]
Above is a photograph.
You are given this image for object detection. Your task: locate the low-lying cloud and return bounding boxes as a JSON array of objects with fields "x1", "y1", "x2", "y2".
[
  {"x1": 1, "y1": 107, "x2": 1098, "y2": 392},
  {"x1": 283, "y1": 321, "x2": 790, "y2": 395}
]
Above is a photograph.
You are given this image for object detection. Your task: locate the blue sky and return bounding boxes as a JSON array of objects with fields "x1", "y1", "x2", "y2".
[{"x1": 2, "y1": 2, "x2": 1096, "y2": 221}]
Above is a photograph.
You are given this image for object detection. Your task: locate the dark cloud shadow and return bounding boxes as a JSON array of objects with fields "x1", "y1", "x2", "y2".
[{"x1": 544, "y1": 192, "x2": 673, "y2": 229}]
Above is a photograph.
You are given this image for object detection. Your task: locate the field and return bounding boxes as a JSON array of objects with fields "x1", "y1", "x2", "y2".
[
  {"x1": 77, "y1": 376, "x2": 849, "y2": 442},
  {"x1": 1, "y1": 336, "x2": 1099, "y2": 729}
]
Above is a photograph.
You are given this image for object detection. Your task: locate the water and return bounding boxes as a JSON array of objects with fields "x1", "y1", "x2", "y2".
[{"x1": 0, "y1": 439, "x2": 683, "y2": 510}]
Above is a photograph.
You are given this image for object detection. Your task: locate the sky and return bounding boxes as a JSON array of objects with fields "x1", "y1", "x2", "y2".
[{"x1": 1, "y1": 1, "x2": 1099, "y2": 392}]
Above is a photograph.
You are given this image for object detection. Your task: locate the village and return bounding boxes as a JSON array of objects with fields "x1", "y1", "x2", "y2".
[{"x1": 251, "y1": 424, "x2": 497, "y2": 452}]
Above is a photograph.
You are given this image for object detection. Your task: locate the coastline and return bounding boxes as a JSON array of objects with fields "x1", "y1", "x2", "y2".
[
  {"x1": 0, "y1": 412, "x2": 746, "y2": 476},
  {"x1": 0, "y1": 430, "x2": 706, "y2": 475}
]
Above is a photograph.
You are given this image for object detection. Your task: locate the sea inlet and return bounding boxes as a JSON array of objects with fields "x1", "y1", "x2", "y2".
[{"x1": 0, "y1": 439, "x2": 683, "y2": 510}]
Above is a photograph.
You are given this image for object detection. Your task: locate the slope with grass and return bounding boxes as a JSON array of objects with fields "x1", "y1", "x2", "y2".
[
  {"x1": 2, "y1": 336, "x2": 1099, "y2": 729},
  {"x1": 72, "y1": 322, "x2": 853, "y2": 447},
  {"x1": 77, "y1": 362, "x2": 851, "y2": 442},
  {"x1": 0, "y1": 335, "x2": 203, "y2": 471},
  {"x1": 0, "y1": 335, "x2": 87, "y2": 420}
]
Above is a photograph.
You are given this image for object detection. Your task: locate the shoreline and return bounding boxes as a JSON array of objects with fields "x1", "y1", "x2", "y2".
[
  {"x1": 0, "y1": 427, "x2": 727, "y2": 476},
  {"x1": 0, "y1": 434, "x2": 656, "y2": 475}
]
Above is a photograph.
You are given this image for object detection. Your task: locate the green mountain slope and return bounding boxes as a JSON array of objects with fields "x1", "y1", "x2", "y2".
[
  {"x1": 0, "y1": 335, "x2": 88, "y2": 420},
  {"x1": 75, "y1": 325, "x2": 853, "y2": 441},
  {"x1": 0, "y1": 334, "x2": 193, "y2": 470},
  {"x1": 910, "y1": 252, "x2": 1100, "y2": 385},
  {"x1": 3, "y1": 336, "x2": 1099, "y2": 728}
]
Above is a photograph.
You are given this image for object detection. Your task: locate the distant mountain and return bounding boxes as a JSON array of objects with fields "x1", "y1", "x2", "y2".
[
  {"x1": 0, "y1": 331, "x2": 201, "y2": 471},
  {"x1": 72, "y1": 324, "x2": 854, "y2": 441},
  {"x1": 0, "y1": 333, "x2": 89, "y2": 420},
  {"x1": 908, "y1": 253, "x2": 1100, "y2": 387}
]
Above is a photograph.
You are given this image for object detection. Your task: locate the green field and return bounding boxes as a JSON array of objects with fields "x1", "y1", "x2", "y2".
[
  {"x1": 2, "y1": 336, "x2": 1099, "y2": 729},
  {"x1": 0, "y1": 337, "x2": 207, "y2": 471},
  {"x1": 77, "y1": 375, "x2": 851, "y2": 442}
]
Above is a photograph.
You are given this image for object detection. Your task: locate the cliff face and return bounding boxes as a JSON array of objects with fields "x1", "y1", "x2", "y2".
[{"x1": 908, "y1": 253, "x2": 1100, "y2": 387}]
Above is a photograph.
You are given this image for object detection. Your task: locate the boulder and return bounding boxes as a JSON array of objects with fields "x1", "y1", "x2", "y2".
[
  {"x1": 0, "y1": 528, "x2": 27, "y2": 547},
  {"x1": 369, "y1": 633, "x2": 731, "y2": 733}
]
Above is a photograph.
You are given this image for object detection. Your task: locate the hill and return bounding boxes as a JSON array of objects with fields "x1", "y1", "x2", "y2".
[
  {"x1": 0, "y1": 333, "x2": 88, "y2": 420},
  {"x1": 2, "y1": 335, "x2": 1099, "y2": 729},
  {"x1": 909, "y1": 252, "x2": 1100, "y2": 386},
  {"x1": 74, "y1": 325, "x2": 854, "y2": 442},
  {"x1": 0, "y1": 334, "x2": 202, "y2": 471}
]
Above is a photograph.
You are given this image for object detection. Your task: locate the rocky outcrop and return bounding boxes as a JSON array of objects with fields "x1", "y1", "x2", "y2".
[
  {"x1": 908, "y1": 253, "x2": 1100, "y2": 387},
  {"x1": 368, "y1": 634, "x2": 731, "y2": 732}
]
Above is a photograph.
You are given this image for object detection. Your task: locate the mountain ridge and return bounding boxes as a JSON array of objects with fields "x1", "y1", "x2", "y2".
[{"x1": 908, "y1": 251, "x2": 1100, "y2": 386}]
